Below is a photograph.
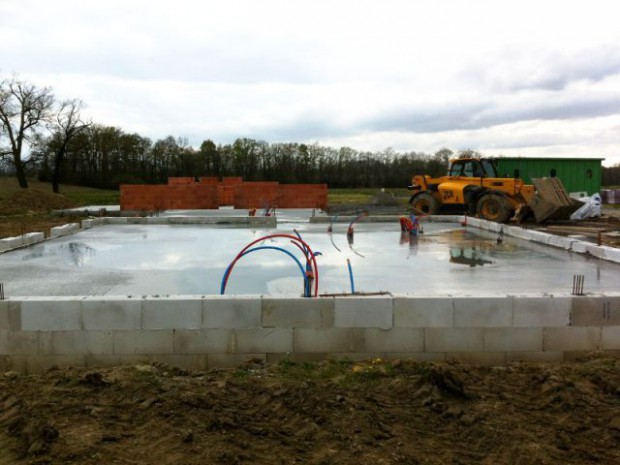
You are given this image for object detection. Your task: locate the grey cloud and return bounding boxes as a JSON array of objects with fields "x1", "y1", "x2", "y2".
[
  {"x1": 465, "y1": 44, "x2": 620, "y2": 92},
  {"x1": 357, "y1": 94, "x2": 620, "y2": 134},
  {"x1": 186, "y1": 93, "x2": 620, "y2": 145}
]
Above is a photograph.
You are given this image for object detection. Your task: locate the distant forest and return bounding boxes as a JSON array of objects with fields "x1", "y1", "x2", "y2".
[
  {"x1": 2, "y1": 76, "x2": 619, "y2": 191},
  {"x1": 3, "y1": 125, "x2": 454, "y2": 189},
  {"x1": 7, "y1": 125, "x2": 620, "y2": 190}
]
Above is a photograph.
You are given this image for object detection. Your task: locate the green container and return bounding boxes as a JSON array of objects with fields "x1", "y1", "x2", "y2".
[{"x1": 495, "y1": 157, "x2": 603, "y2": 196}]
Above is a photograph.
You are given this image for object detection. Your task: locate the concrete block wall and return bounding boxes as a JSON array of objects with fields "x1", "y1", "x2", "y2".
[
  {"x1": 1, "y1": 293, "x2": 619, "y2": 373},
  {"x1": 0, "y1": 232, "x2": 45, "y2": 252},
  {"x1": 50, "y1": 223, "x2": 80, "y2": 238}
]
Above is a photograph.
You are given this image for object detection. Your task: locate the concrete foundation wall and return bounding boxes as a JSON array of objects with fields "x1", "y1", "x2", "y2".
[{"x1": 1, "y1": 293, "x2": 619, "y2": 373}]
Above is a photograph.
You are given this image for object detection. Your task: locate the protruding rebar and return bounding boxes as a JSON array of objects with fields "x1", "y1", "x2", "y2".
[{"x1": 572, "y1": 275, "x2": 584, "y2": 296}]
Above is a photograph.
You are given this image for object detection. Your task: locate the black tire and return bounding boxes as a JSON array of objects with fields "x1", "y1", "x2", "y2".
[
  {"x1": 476, "y1": 193, "x2": 513, "y2": 222},
  {"x1": 410, "y1": 192, "x2": 439, "y2": 215}
]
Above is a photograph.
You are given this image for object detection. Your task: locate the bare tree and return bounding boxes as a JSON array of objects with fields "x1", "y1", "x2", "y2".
[
  {"x1": 0, "y1": 76, "x2": 54, "y2": 188},
  {"x1": 50, "y1": 99, "x2": 91, "y2": 193}
]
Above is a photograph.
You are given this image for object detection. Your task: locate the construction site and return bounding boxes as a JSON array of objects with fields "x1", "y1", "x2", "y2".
[{"x1": 1, "y1": 165, "x2": 620, "y2": 464}]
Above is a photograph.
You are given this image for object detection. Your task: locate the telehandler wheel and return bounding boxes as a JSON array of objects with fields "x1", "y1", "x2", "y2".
[
  {"x1": 476, "y1": 193, "x2": 513, "y2": 223},
  {"x1": 410, "y1": 192, "x2": 439, "y2": 215}
]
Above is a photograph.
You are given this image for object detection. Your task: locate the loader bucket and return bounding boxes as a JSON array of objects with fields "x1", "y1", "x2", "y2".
[{"x1": 528, "y1": 178, "x2": 581, "y2": 222}]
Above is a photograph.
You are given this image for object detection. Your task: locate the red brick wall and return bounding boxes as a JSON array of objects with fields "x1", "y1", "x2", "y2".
[
  {"x1": 121, "y1": 185, "x2": 168, "y2": 211},
  {"x1": 121, "y1": 179, "x2": 329, "y2": 211},
  {"x1": 218, "y1": 185, "x2": 235, "y2": 206},
  {"x1": 233, "y1": 182, "x2": 279, "y2": 209},
  {"x1": 277, "y1": 184, "x2": 328, "y2": 210},
  {"x1": 168, "y1": 177, "x2": 196, "y2": 185},
  {"x1": 120, "y1": 184, "x2": 218, "y2": 211},
  {"x1": 221, "y1": 177, "x2": 243, "y2": 186}
]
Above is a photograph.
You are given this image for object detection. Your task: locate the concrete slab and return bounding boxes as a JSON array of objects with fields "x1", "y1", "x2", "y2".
[{"x1": 0, "y1": 222, "x2": 618, "y2": 297}]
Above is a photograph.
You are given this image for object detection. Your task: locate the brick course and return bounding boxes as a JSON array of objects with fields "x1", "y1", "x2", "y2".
[{"x1": 121, "y1": 179, "x2": 328, "y2": 212}]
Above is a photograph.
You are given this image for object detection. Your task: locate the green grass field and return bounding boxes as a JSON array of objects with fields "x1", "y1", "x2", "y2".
[
  {"x1": 1, "y1": 177, "x2": 413, "y2": 208},
  {"x1": 0, "y1": 177, "x2": 120, "y2": 206},
  {"x1": 327, "y1": 187, "x2": 409, "y2": 205}
]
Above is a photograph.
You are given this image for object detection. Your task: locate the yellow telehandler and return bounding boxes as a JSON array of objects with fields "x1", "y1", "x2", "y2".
[{"x1": 408, "y1": 157, "x2": 580, "y2": 223}]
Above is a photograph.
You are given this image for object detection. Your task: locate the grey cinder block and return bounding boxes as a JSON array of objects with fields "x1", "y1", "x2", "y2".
[
  {"x1": 142, "y1": 297, "x2": 202, "y2": 329},
  {"x1": 0, "y1": 330, "x2": 39, "y2": 355},
  {"x1": 21, "y1": 299, "x2": 82, "y2": 331},
  {"x1": 424, "y1": 328, "x2": 484, "y2": 352},
  {"x1": 174, "y1": 329, "x2": 234, "y2": 354},
  {"x1": 262, "y1": 297, "x2": 334, "y2": 328},
  {"x1": 543, "y1": 327, "x2": 601, "y2": 351},
  {"x1": 571, "y1": 296, "x2": 620, "y2": 326},
  {"x1": 113, "y1": 330, "x2": 174, "y2": 354},
  {"x1": 203, "y1": 297, "x2": 261, "y2": 328},
  {"x1": 334, "y1": 296, "x2": 392, "y2": 329},
  {"x1": 294, "y1": 328, "x2": 362, "y2": 353},
  {"x1": 82, "y1": 298, "x2": 142, "y2": 330},
  {"x1": 39, "y1": 330, "x2": 114, "y2": 355},
  {"x1": 453, "y1": 297, "x2": 512, "y2": 327},
  {"x1": 484, "y1": 328, "x2": 543, "y2": 352},
  {"x1": 234, "y1": 328, "x2": 293, "y2": 353},
  {"x1": 512, "y1": 297, "x2": 571, "y2": 327},
  {"x1": 602, "y1": 327, "x2": 620, "y2": 350},
  {"x1": 365, "y1": 328, "x2": 424, "y2": 352},
  {"x1": 393, "y1": 297, "x2": 453, "y2": 328}
]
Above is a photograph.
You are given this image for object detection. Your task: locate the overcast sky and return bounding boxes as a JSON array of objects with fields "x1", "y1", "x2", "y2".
[{"x1": 2, "y1": 0, "x2": 620, "y2": 165}]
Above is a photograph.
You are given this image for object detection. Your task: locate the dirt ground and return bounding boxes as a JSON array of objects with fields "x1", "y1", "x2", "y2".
[{"x1": 1, "y1": 357, "x2": 620, "y2": 465}]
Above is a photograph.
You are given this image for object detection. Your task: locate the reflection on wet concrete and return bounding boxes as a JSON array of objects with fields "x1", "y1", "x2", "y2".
[
  {"x1": 62, "y1": 242, "x2": 95, "y2": 266},
  {"x1": 449, "y1": 247, "x2": 493, "y2": 267},
  {"x1": 21, "y1": 241, "x2": 95, "y2": 266},
  {"x1": 1, "y1": 222, "x2": 619, "y2": 296},
  {"x1": 399, "y1": 232, "x2": 419, "y2": 257}
]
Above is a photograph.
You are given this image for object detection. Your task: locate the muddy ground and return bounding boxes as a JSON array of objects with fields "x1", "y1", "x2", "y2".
[{"x1": 1, "y1": 358, "x2": 620, "y2": 465}]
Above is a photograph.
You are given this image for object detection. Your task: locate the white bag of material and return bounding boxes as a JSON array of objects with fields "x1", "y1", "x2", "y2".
[{"x1": 570, "y1": 193, "x2": 602, "y2": 220}]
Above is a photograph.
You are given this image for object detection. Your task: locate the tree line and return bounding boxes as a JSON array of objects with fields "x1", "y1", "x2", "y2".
[
  {"x1": 2, "y1": 74, "x2": 619, "y2": 191},
  {"x1": 602, "y1": 165, "x2": 620, "y2": 187}
]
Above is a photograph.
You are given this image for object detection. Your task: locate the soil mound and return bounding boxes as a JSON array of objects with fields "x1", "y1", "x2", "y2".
[{"x1": 0, "y1": 189, "x2": 74, "y2": 215}]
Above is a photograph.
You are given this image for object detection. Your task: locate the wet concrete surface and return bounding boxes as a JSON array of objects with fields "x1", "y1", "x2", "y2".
[{"x1": 1, "y1": 221, "x2": 619, "y2": 297}]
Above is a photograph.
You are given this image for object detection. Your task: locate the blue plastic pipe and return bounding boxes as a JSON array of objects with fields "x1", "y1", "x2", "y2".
[
  {"x1": 347, "y1": 258, "x2": 355, "y2": 294},
  {"x1": 220, "y1": 245, "x2": 309, "y2": 296}
]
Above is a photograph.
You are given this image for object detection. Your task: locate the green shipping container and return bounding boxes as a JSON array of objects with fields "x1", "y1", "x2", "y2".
[{"x1": 495, "y1": 157, "x2": 603, "y2": 196}]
